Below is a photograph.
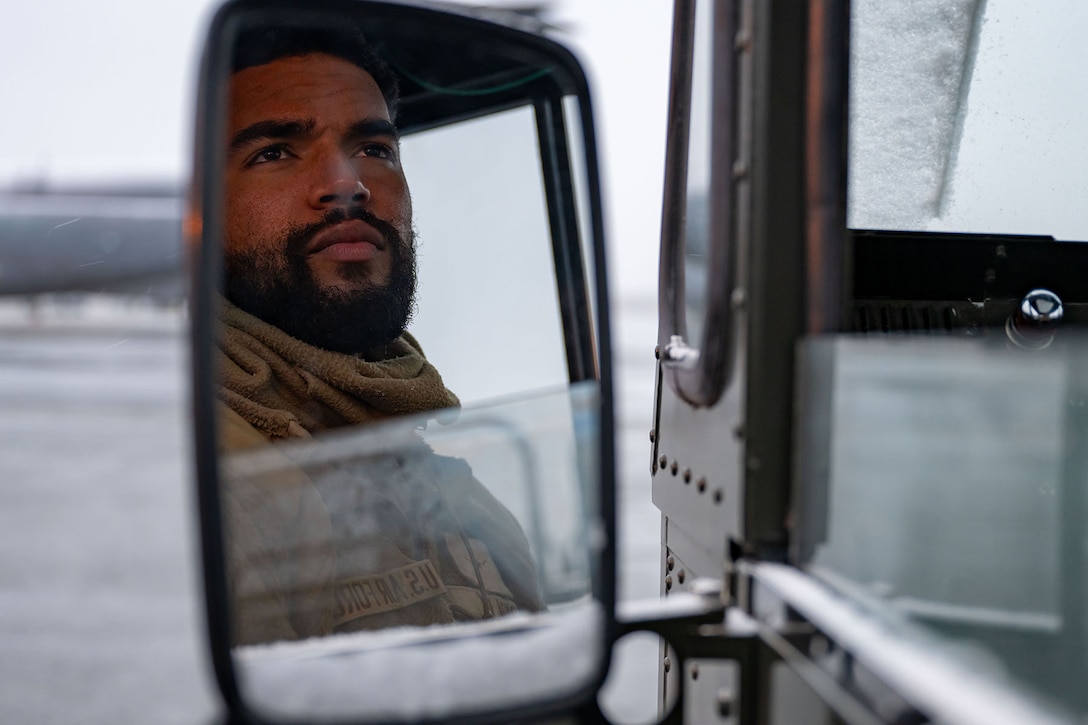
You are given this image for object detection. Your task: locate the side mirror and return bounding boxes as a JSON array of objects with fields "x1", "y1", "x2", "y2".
[{"x1": 188, "y1": 1, "x2": 616, "y2": 723}]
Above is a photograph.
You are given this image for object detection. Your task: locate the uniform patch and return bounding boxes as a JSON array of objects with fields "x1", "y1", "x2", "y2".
[
  {"x1": 446, "y1": 586, "x2": 520, "y2": 620},
  {"x1": 334, "y1": 559, "x2": 447, "y2": 626}
]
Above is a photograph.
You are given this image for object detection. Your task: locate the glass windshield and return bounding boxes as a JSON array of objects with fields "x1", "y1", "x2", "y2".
[
  {"x1": 402, "y1": 106, "x2": 569, "y2": 405},
  {"x1": 795, "y1": 334, "x2": 1088, "y2": 718},
  {"x1": 849, "y1": 0, "x2": 1088, "y2": 241},
  {"x1": 225, "y1": 382, "x2": 604, "y2": 722}
]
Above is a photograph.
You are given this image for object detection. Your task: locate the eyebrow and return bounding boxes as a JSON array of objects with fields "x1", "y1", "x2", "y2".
[
  {"x1": 229, "y1": 118, "x2": 316, "y2": 154},
  {"x1": 345, "y1": 119, "x2": 401, "y2": 143},
  {"x1": 228, "y1": 117, "x2": 400, "y2": 155}
]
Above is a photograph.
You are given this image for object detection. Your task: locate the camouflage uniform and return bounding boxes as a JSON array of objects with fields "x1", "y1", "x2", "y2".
[
  {"x1": 222, "y1": 403, "x2": 545, "y2": 645},
  {"x1": 216, "y1": 301, "x2": 544, "y2": 645}
]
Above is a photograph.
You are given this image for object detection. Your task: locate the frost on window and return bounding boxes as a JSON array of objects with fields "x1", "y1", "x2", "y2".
[{"x1": 849, "y1": 0, "x2": 1088, "y2": 241}]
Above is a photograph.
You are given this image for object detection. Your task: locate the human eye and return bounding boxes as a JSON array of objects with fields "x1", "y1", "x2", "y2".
[
  {"x1": 357, "y1": 142, "x2": 398, "y2": 162},
  {"x1": 246, "y1": 144, "x2": 292, "y2": 166}
]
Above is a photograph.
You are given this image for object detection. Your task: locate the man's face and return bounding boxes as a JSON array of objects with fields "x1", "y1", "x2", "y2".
[{"x1": 224, "y1": 53, "x2": 415, "y2": 355}]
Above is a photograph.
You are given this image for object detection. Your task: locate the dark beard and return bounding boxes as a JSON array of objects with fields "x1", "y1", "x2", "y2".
[{"x1": 223, "y1": 206, "x2": 417, "y2": 357}]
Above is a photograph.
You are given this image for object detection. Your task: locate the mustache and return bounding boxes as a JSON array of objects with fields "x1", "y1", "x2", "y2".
[{"x1": 284, "y1": 206, "x2": 407, "y2": 257}]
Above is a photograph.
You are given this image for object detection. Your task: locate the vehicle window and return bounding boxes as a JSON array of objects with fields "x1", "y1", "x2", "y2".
[
  {"x1": 403, "y1": 106, "x2": 569, "y2": 405},
  {"x1": 795, "y1": 334, "x2": 1085, "y2": 717},
  {"x1": 800, "y1": 2, "x2": 1088, "y2": 717},
  {"x1": 682, "y1": 0, "x2": 715, "y2": 347},
  {"x1": 849, "y1": 0, "x2": 1088, "y2": 241}
]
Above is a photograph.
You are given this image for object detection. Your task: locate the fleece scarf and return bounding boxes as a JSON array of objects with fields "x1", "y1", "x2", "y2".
[{"x1": 216, "y1": 298, "x2": 460, "y2": 440}]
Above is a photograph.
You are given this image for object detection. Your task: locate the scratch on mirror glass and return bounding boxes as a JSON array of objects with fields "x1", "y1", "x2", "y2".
[
  {"x1": 46, "y1": 217, "x2": 82, "y2": 237},
  {"x1": 105, "y1": 339, "x2": 130, "y2": 350},
  {"x1": 78, "y1": 260, "x2": 105, "y2": 267}
]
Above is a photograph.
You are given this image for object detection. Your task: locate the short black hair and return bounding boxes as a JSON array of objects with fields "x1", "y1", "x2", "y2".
[{"x1": 232, "y1": 24, "x2": 400, "y2": 120}]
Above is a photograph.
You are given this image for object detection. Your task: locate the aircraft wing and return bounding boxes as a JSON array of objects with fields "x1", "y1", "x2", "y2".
[{"x1": 0, "y1": 187, "x2": 184, "y2": 303}]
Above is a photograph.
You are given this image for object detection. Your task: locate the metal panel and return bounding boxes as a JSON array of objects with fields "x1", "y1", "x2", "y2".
[
  {"x1": 740, "y1": 0, "x2": 809, "y2": 559},
  {"x1": 654, "y1": 378, "x2": 746, "y2": 580},
  {"x1": 684, "y1": 659, "x2": 738, "y2": 724}
]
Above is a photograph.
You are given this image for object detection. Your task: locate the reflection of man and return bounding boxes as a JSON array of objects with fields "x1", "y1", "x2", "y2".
[{"x1": 216, "y1": 27, "x2": 543, "y2": 645}]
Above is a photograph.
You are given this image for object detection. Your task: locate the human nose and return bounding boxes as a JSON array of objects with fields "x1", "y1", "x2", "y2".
[{"x1": 308, "y1": 152, "x2": 370, "y2": 209}]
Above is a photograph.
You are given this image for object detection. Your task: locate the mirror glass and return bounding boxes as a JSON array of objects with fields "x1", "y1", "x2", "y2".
[
  {"x1": 226, "y1": 384, "x2": 603, "y2": 721},
  {"x1": 197, "y1": 3, "x2": 609, "y2": 721}
]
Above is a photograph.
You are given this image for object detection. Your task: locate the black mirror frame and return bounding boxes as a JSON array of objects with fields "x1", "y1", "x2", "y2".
[{"x1": 187, "y1": 1, "x2": 617, "y2": 723}]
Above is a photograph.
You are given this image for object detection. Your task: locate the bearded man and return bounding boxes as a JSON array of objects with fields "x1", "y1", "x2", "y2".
[{"x1": 215, "y1": 26, "x2": 543, "y2": 645}]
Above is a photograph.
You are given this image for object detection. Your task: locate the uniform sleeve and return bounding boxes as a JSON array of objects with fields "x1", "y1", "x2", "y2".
[
  {"x1": 218, "y1": 404, "x2": 338, "y2": 645},
  {"x1": 428, "y1": 455, "x2": 546, "y2": 613}
]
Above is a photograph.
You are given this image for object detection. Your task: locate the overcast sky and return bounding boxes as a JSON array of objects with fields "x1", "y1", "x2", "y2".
[
  {"x1": 8, "y1": 1, "x2": 1081, "y2": 300},
  {"x1": 0, "y1": 0, "x2": 672, "y2": 296}
]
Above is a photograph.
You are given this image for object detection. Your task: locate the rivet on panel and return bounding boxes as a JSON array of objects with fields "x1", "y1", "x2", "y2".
[
  {"x1": 665, "y1": 575, "x2": 673, "y2": 591},
  {"x1": 697, "y1": 478, "x2": 707, "y2": 493},
  {"x1": 714, "y1": 489, "x2": 723, "y2": 504},
  {"x1": 666, "y1": 555, "x2": 675, "y2": 572},
  {"x1": 678, "y1": 569, "x2": 686, "y2": 584},
  {"x1": 718, "y1": 690, "x2": 733, "y2": 718},
  {"x1": 670, "y1": 460, "x2": 679, "y2": 476},
  {"x1": 683, "y1": 468, "x2": 692, "y2": 483},
  {"x1": 659, "y1": 455, "x2": 668, "y2": 469},
  {"x1": 649, "y1": 429, "x2": 656, "y2": 443},
  {"x1": 663, "y1": 656, "x2": 672, "y2": 673},
  {"x1": 690, "y1": 663, "x2": 699, "y2": 680}
]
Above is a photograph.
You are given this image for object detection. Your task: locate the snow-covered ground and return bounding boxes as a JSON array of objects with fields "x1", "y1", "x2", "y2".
[
  {"x1": 0, "y1": 300, "x2": 217, "y2": 724},
  {"x1": 0, "y1": 293, "x2": 662, "y2": 723}
]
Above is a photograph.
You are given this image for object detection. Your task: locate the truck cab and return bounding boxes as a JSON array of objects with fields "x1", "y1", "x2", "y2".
[
  {"x1": 650, "y1": 0, "x2": 1088, "y2": 722},
  {"x1": 5, "y1": 0, "x2": 1087, "y2": 723}
]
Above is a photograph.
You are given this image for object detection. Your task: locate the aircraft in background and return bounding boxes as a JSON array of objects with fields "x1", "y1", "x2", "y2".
[{"x1": 0, "y1": 182, "x2": 184, "y2": 304}]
